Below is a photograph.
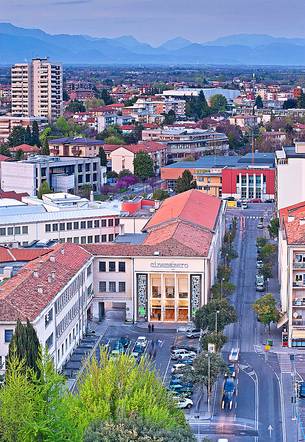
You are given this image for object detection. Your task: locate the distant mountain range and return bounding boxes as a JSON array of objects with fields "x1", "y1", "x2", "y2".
[{"x1": 0, "y1": 23, "x2": 305, "y2": 66}]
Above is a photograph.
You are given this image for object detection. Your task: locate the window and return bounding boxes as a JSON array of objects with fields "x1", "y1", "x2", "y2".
[
  {"x1": 61, "y1": 343, "x2": 64, "y2": 356},
  {"x1": 4, "y1": 329, "x2": 13, "y2": 343},
  {"x1": 87, "y1": 220, "x2": 93, "y2": 228},
  {"x1": 52, "y1": 223, "x2": 58, "y2": 232},
  {"x1": 119, "y1": 262, "x2": 126, "y2": 272},
  {"x1": 94, "y1": 220, "x2": 99, "y2": 228},
  {"x1": 78, "y1": 164, "x2": 82, "y2": 173},
  {"x1": 7, "y1": 227, "x2": 13, "y2": 235},
  {"x1": 78, "y1": 175, "x2": 83, "y2": 184},
  {"x1": 94, "y1": 235, "x2": 100, "y2": 243},
  {"x1": 85, "y1": 164, "x2": 90, "y2": 172},
  {"x1": 93, "y1": 162, "x2": 97, "y2": 171},
  {"x1": 99, "y1": 261, "x2": 106, "y2": 272},
  {"x1": 119, "y1": 282, "x2": 126, "y2": 292},
  {"x1": 46, "y1": 333, "x2": 54, "y2": 350},
  {"x1": 101, "y1": 219, "x2": 107, "y2": 227},
  {"x1": 81, "y1": 221, "x2": 86, "y2": 229},
  {"x1": 87, "y1": 236, "x2": 93, "y2": 244},
  {"x1": 108, "y1": 234, "x2": 114, "y2": 242},
  {"x1": 73, "y1": 222, "x2": 79, "y2": 230},
  {"x1": 45, "y1": 308, "x2": 53, "y2": 327},
  {"x1": 108, "y1": 219, "x2": 114, "y2": 227},
  {"x1": 109, "y1": 281, "x2": 116, "y2": 292},
  {"x1": 67, "y1": 237, "x2": 72, "y2": 243},
  {"x1": 81, "y1": 236, "x2": 86, "y2": 244},
  {"x1": 0, "y1": 228, "x2": 6, "y2": 236},
  {"x1": 60, "y1": 223, "x2": 65, "y2": 231},
  {"x1": 99, "y1": 281, "x2": 106, "y2": 292},
  {"x1": 22, "y1": 226, "x2": 28, "y2": 234},
  {"x1": 14, "y1": 226, "x2": 21, "y2": 235},
  {"x1": 109, "y1": 261, "x2": 116, "y2": 272},
  {"x1": 73, "y1": 237, "x2": 79, "y2": 244},
  {"x1": 85, "y1": 175, "x2": 90, "y2": 183},
  {"x1": 115, "y1": 218, "x2": 120, "y2": 226},
  {"x1": 101, "y1": 234, "x2": 107, "y2": 242},
  {"x1": 87, "y1": 264, "x2": 92, "y2": 276},
  {"x1": 93, "y1": 173, "x2": 97, "y2": 181},
  {"x1": 69, "y1": 333, "x2": 72, "y2": 346},
  {"x1": 67, "y1": 222, "x2": 72, "y2": 230}
]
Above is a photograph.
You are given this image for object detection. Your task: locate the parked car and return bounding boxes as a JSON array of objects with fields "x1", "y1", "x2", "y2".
[
  {"x1": 119, "y1": 336, "x2": 130, "y2": 350},
  {"x1": 136, "y1": 336, "x2": 147, "y2": 348},
  {"x1": 257, "y1": 217, "x2": 264, "y2": 229},
  {"x1": 256, "y1": 260, "x2": 263, "y2": 270},
  {"x1": 174, "y1": 396, "x2": 193, "y2": 409},
  {"x1": 227, "y1": 364, "x2": 236, "y2": 378},
  {"x1": 241, "y1": 201, "x2": 248, "y2": 209},
  {"x1": 221, "y1": 376, "x2": 236, "y2": 410},
  {"x1": 228, "y1": 348, "x2": 240, "y2": 363},
  {"x1": 186, "y1": 329, "x2": 201, "y2": 339},
  {"x1": 299, "y1": 381, "x2": 305, "y2": 398},
  {"x1": 171, "y1": 363, "x2": 194, "y2": 373},
  {"x1": 171, "y1": 349, "x2": 196, "y2": 360},
  {"x1": 131, "y1": 344, "x2": 144, "y2": 358},
  {"x1": 169, "y1": 383, "x2": 193, "y2": 395},
  {"x1": 256, "y1": 274, "x2": 265, "y2": 291},
  {"x1": 110, "y1": 340, "x2": 124, "y2": 356}
]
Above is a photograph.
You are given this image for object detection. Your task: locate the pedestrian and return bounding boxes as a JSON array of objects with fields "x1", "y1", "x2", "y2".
[
  {"x1": 152, "y1": 323, "x2": 155, "y2": 333},
  {"x1": 148, "y1": 323, "x2": 151, "y2": 333},
  {"x1": 157, "y1": 312, "x2": 161, "y2": 321}
]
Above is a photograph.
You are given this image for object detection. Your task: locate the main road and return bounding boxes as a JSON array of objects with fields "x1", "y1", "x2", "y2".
[{"x1": 196, "y1": 204, "x2": 285, "y2": 441}]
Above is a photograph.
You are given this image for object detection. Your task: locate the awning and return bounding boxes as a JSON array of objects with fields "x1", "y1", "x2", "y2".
[
  {"x1": 277, "y1": 313, "x2": 288, "y2": 328},
  {"x1": 292, "y1": 329, "x2": 305, "y2": 339}
]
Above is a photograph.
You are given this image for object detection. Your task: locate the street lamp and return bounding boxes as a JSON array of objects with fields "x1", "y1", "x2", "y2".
[
  {"x1": 205, "y1": 352, "x2": 211, "y2": 416},
  {"x1": 215, "y1": 310, "x2": 220, "y2": 334},
  {"x1": 220, "y1": 278, "x2": 225, "y2": 299}
]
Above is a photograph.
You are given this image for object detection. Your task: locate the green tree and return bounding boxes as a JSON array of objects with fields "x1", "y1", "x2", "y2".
[
  {"x1": 37, "y1": 181, "x2": 51, "y2": 199},
  {"x1": 98, "y1": 147, "x2": 107, "y2": 167},
  {"x1": 66, "y1": 100, "x2": 86, "y2": 113},
  {"x1": 41, "y1": 137, "x2": 50, "y2": 156},
  {"x1": 194, "y1": 298, "x2": 237, "y2": 333},
  {"x1": 31, "y1": 121, "x2": 41, "y2": 146},
  {"x1": 257, "y1": 237, "x2": 268, "y2": 248},
  {"x1": 297, "y1": 91, "x2": 305, "y2": 109},
  {"x1": 7, "y1": 126, "x2": 27, "y2": 147},
  {"x1": 209, "y1": 94, "x2": 228, "y2": 113},
  {"x1": 261, "y1": 262, "x2": 273, "y2": 280},
  {"x1": 210, "y1": 280, "x2": 235, "y2": 298},
  {"x1": 252, "y1": 293, "x2": 279, "y2": 332},
  {"x1": 152, "y1": 189, "x2": 169, "y2": 201},
  {"x1": 25, "y1": 125, "x2": 32, "y2": 145},
  {"x1": 200, "y1": 331, "x2": 227, "y2": 352},
  {"x1": 100, "y1": 89, "x2": 113, "y2": 105},
  {"x1": 78, "y1": 184, "x2": 93, "y2": 199},
  {"x1": 255, "y1": 95, "x2": 264, "y2": 109},
  {"x1": 124, "y1": 96, "x2": 138, "y2": 107},
  {"x1": 15, "y1": 149, "x2": 24, "y2": 160},
  {"x1": 85, "y1": 98, "x2": 104, "y2": 110},
  {"x1": 185, "y1": 91, "x2": 210, "y2": 120},
  {"x1": 107, "y1": 171, "x2": 119, "y2": 180},
  {"x1": 56, "y1": 116, "x2": 70, "y2": 135},
  {"x1": 192, "y1": 352, "x2": 227, "y2": 396},
  {"x1": 7, "y1": 319, "x2": 40, "y2": 377},
  {"x1": 268, "y1": 218, "x2": 279, "y2": 239},
  {"x1": 260, "y1": 243, "x2": 276, "y2": 263},
  {"x1": 176, "y1": 170, "x2": 196, "y2": 194},
  {"x1": 163, "y1": 109, "x2": 176, "y2": 125},
  {"x1": 134, "y1": 151, "x2": 154, "y2": 180},
  {"x1": 118, "y1": 169, "x2": 133, "y2": 178},
  {"x1": 39, "y1": 126, "x2": 52, "y2": 145},
  {"x1": 104, "y1": 135, "x2": 124, "y2": 145},
  {"x1": 283, "y1": 98, "x2": 297, "y2": 109},
  {"x1": 0, "y1": 145, "x2": 11, "y2": 157},
  {"x1": 84, "y1": 417, "x2": 195, "y2": 442}
]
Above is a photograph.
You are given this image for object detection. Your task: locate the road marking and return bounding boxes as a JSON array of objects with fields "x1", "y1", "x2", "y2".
[
  {"x1": 162, "y1": 354, "x2": 172, "y2": 385},
  {"x1": 275, "y1": 371, "x2": 287, "y2": 442}
]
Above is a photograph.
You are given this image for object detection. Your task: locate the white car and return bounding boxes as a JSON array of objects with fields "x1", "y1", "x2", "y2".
[
  {"x1": 136, "y1": 336, "x2": 147, "y2": 348},
  {"x1": 229, "y1": 348, "x2": 240, "y2": 363},
  {"x1": 171, "y1": 349, "x2": 196, "y2": 360},
  {"x1": 174, "y1": 396, "x2": 193, "y2": 409},
  {"x1": 171, "y1": 363, "x2": 194, "y2": 373}
]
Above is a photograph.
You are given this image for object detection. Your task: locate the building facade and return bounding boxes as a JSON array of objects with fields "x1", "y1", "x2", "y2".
[
  {"x1": 49, "y1": 137, "x2": 105, "y2": 158},
  {"x1": 0, "y1": 116, "x2": 47, "y2": 143},
  {"x1": 11, "y1": 58, "x2": 63, "y2": 122}
]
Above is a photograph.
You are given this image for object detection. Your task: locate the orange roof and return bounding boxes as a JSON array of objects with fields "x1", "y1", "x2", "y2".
[
  {"x1": 0, "y1": 243, "x2": 92, "y2": 321},
  {"x1": 0, "y1": 154, "x2": 11, "y2": 162},
  {"x1": 161, "y1": 167, "x2": 195, "y2": 180},
  {"x1": 0, "y1": 247, "x2": 52, "y2": 263},
  {"x1": 280, "y1": 201, "x2": 305, "y2": 244},
  {"x1": 144, "y1": 189, "x2": 221, "y2": 232},
  {"x1": 109, "y1": 141, "x2": 166, "y2": 155},
  {"x1": 10, "y1": 144, "x2": 40, "y2": 153}
]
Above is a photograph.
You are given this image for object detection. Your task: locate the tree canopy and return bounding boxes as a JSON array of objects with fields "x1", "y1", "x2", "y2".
[
  {"x1": 176, "y1": 170, "x2": 196, "y2": 194},
  {"x1": 209, "y1": 94, "x2": 228, "y2": 113},
  {"x1": 37, "y1": 181, "x2": 51, "y2": 199},
  {"x1": 98, "y1": 147, "x2": 107, "y2": 167},
  {"x1": 192, "y1": 352, "x2": 227, "y2": 394},
  {"x1": 65, "y1": 100, "x2": 86, "y2": 113},
  {"x1": 185, "y1": 91, "x2": 210, "y2": 120},
  {"x1": 133, "y1": 151, "x2": 154, "y2": 180},
  {"x1": 194, "y1": 298, "x2": 237, "y2": 333},
  {"x1": 255, "y1": 95, "x2": 264, "y2": 109},
  {"x1": 252, "y1": 293, "x2": 279, "y2": 331}
]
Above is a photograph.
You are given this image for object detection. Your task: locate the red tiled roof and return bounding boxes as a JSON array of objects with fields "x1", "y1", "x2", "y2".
[
  {"x1": 0, "y1": 190, "x2": 29, "y2": 201},
  {"x1": 144, "y1": 189, "x2": 221, "y2": 232},
  {"x1": 0, "y1": 154, "x2": 11, "y2": 162},
  {"x1": 109, "y1": 141, "x2": 166, "y2": 155},
  {"x1": 10, "y1": 144, "x2": 40, "y2": 153},
  {"x1": 0, "y1": 243, "x2": 92, "y2": 322},
  {"x1": 280, "y1": 201, "x2": 305, "y2": 244},
  {"x1": 0, "y1": 247, "x2": 52, "y2": 263}
]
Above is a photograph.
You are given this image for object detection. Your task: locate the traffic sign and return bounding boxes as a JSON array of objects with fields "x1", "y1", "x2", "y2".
[{"x1": 265, "y1": 344, "x2": 271, "y2": 352}]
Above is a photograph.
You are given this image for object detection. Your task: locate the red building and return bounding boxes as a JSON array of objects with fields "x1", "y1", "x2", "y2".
[{"x1": 222, "y1": 168, "x2": 275, "y2": 200}]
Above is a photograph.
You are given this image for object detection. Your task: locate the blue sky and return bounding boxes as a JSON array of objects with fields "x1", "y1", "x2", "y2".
[{"x1": 1, "y1": 0, "x2": 305, "y2": 44}]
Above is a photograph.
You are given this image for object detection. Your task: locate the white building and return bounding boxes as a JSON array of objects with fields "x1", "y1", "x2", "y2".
[
  {"x1": 0, "y1": 243, "x2": 93, "y2": 373},
  {"x1": 0, "y1": 194, "x2": 121, "y2": 247},
  {"x1": 162, "y1": 88, "x2": 240, "y2": 104},
  {"x1": 276, "y1": 142, "x2": 305, "y2": 210},
  {"x1": 11, "y1": 58, "x2": 63, "y2": 122},
  {"x1": 0, "y1": 155, "x2": 104, "y2": 196}
]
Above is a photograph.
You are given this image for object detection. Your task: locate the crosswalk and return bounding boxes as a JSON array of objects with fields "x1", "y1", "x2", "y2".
[{"x1": 278, "y1": 353, "x2": 292, "y2": 373}]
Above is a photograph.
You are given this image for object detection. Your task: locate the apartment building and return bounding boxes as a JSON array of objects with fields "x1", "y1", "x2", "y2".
[
  {"x1": 108, "y1": 142, "x2": 167, "y2": 175},
  {"x1": 278, "y1": 202, "x2": 305, "y2": 347},
  {"x1": 49, "y1": 137, "x2": 105, "y2": 158},
  {"x1": 11, "y1": 58, "x2": 63, "y2": 122},
  {"x1": 0, "y1": 243, "x2": 93, "y2": 373},
  {"x1": 0, "y1": 116, "x2": 47, "y2": 143},
  {"x1": 0, "y1": 155, "x2": 104, "y2": 196},
  {"x1": 276, "y1": 142, "x2": 305, "y2": 210},
  {"x1": 0, "y1": 194, "x2": 121, "y2": 247},
  {"x1": 142, "y1": 127, "x2": 229, "y2": 161},
  {"x1": 162, "y1": 88, "x2": 240, "y2": 103},
  {"x1": 128, "y1": 98, "x2": 186, "y2": 117}
]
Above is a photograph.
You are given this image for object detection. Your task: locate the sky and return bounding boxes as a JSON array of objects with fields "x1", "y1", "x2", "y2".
[{"x1": 1, "y1": 0, "x2": 305, "y2": 45}]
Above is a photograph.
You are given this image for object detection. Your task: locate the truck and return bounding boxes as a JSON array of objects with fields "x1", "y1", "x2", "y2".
[{"x1": 221, "y1": 375, "x2": 236, "y2": 410}]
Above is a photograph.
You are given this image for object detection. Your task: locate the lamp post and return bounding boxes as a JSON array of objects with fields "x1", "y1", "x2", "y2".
[
  {"x1": 205, "y1": 352, "x2": 211, "y2": 416},
  {"x1": 220, "y1": 278, "x2": 225, "y2": 299},
  {"x1": 215, "y1": 310, "x2": 220, "y2": 334}
]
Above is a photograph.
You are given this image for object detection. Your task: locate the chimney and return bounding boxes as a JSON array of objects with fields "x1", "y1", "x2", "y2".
[
  {"x1": 49, "y1": 256, "x2": 55, "y2": 262},
  {"x1": 33, "y1": 270, "x2": 39, "y2": 278},
  {"x1": 47, "y1": 275, "x2": 52, "y2": 283},
  {"x1": 61, "y1": 248, "x2": 65, "y2": 255},
  {"x1": 37, "y1": 286, "x2": 43, "y2": 294},
  {"x1": 51, "y1": 271, "x2": 56, "y2": 280}
]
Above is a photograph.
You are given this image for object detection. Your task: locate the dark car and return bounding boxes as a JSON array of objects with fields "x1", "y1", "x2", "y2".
[
  {"x1": 119, "y1": 336, "x2": 130, "y2": 350},
  {"x1": 221, "y1": 376, "x2": 236, "y2": 410},
  {"x1": 299, "y1": 382, "x2": 305, "y2": 398},
  {"x1": 169, "y1": 383, "x2": 193, "y2": 395}
]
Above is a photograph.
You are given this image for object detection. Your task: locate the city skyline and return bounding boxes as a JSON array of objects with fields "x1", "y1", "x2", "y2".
[{"x1": 1, "y1": 0, "x2": 305, "y2": 44}]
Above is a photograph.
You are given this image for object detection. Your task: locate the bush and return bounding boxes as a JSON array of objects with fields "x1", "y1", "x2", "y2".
[{"x1": 200, "y1": 332, "x2": 227, "y2": 352}]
